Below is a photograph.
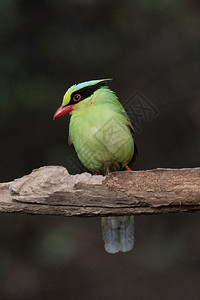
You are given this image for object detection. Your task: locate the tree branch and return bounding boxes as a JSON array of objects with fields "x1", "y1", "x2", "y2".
[{"x1": 0, "y1": 166, "x2": 200, "y2": 217}]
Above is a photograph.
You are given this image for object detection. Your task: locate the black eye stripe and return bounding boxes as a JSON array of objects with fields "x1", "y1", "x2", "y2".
[{"x1": 69, "y1": 80, "x2": 110, "y2": 105}]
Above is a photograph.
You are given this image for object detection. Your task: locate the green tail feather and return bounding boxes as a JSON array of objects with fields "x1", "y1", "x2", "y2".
[{"x1": 101, "y1": 216, "x2": 134, "y2": 254}]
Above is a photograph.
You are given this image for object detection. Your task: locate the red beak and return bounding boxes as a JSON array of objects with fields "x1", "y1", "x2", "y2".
[{"x1": 53, "y1": 105, "x2": 74, "y2": 120}]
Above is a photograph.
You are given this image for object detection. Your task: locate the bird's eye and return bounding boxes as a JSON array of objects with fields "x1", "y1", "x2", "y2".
[{"x1": 73, "y1": 94, "x2": 81, "y2": 102}]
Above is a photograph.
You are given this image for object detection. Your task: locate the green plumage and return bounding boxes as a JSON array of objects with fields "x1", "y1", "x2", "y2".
[
  {"x1": 69, "y1": 87, "x2": 134, "y2": 174},
  {"x1": 55, "y1": 79, "x2": 136, "y2": 254}
]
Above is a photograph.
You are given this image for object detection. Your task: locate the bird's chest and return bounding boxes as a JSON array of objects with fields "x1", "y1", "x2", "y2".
[
  {"x1": 68, "y1": 105, "x2": 133, "y2": 172},
  {"x1": 69, "y1": 107, "x2": 116, "y2": 146}
]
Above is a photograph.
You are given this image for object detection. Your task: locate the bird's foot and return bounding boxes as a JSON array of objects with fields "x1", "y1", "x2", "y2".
[
  {"x1": 94, "y1": 171, "x2": 99, "y2": 175},
  {"x1": 125, "y1": 165, "x2": 132, "y2": 171}
]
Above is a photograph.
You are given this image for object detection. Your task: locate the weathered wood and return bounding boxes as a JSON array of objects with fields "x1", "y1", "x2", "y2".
[{"x1": 0, "y1": 166, "x2": 200, "y2": 217}]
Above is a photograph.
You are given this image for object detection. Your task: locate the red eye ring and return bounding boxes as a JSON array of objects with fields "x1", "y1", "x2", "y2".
[{"x1": 73, "y1": 94, "x2": 81, "y2": 102}]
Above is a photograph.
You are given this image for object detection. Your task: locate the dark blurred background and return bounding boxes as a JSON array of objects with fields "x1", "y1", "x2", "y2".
[{"x1": 0, "y1": 0, "x2": 200, "y2": 299}]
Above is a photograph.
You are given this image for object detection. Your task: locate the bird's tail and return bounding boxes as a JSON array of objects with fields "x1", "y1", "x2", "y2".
[{"x1": 101, "y1": 216, "x2": 134, "y2": 254}]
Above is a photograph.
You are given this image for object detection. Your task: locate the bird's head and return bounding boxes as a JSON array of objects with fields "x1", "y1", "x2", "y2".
[{"x1": 53, "y1": 78, "x2": 112, "y2": 119}]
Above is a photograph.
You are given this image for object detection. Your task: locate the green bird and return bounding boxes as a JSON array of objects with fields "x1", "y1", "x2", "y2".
[{"x1": 54, "y1": 79, "x2": 137, "y2": 254}]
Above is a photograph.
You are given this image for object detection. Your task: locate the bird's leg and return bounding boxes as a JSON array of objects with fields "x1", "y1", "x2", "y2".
[
  {"x1": 94, "y1": 171, "x2": 99, "y2": 175},
  {"x1": 106, "y1": 167, "x2": 111, "y2": 175},
  {"x1": 125, "y1": 165, "x2": 132, "y2": 171}
]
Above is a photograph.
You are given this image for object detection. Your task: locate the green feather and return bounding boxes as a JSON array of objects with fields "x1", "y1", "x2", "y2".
[
  {"x1": 58, "y1": 80, "x2": 136, "y2": 254},
  {"x1": 69, "y1": 86, "x2": 134, "y2": 174}
]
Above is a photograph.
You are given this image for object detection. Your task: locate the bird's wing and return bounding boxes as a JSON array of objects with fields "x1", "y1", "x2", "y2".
[{"x1": 113, "y1": 100, "x2": 138, "y2": 168}]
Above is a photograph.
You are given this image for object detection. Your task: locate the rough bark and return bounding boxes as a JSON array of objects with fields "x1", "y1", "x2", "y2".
[{"x1": 0, "y1": 166, "x2": 200, "y2": 217}]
